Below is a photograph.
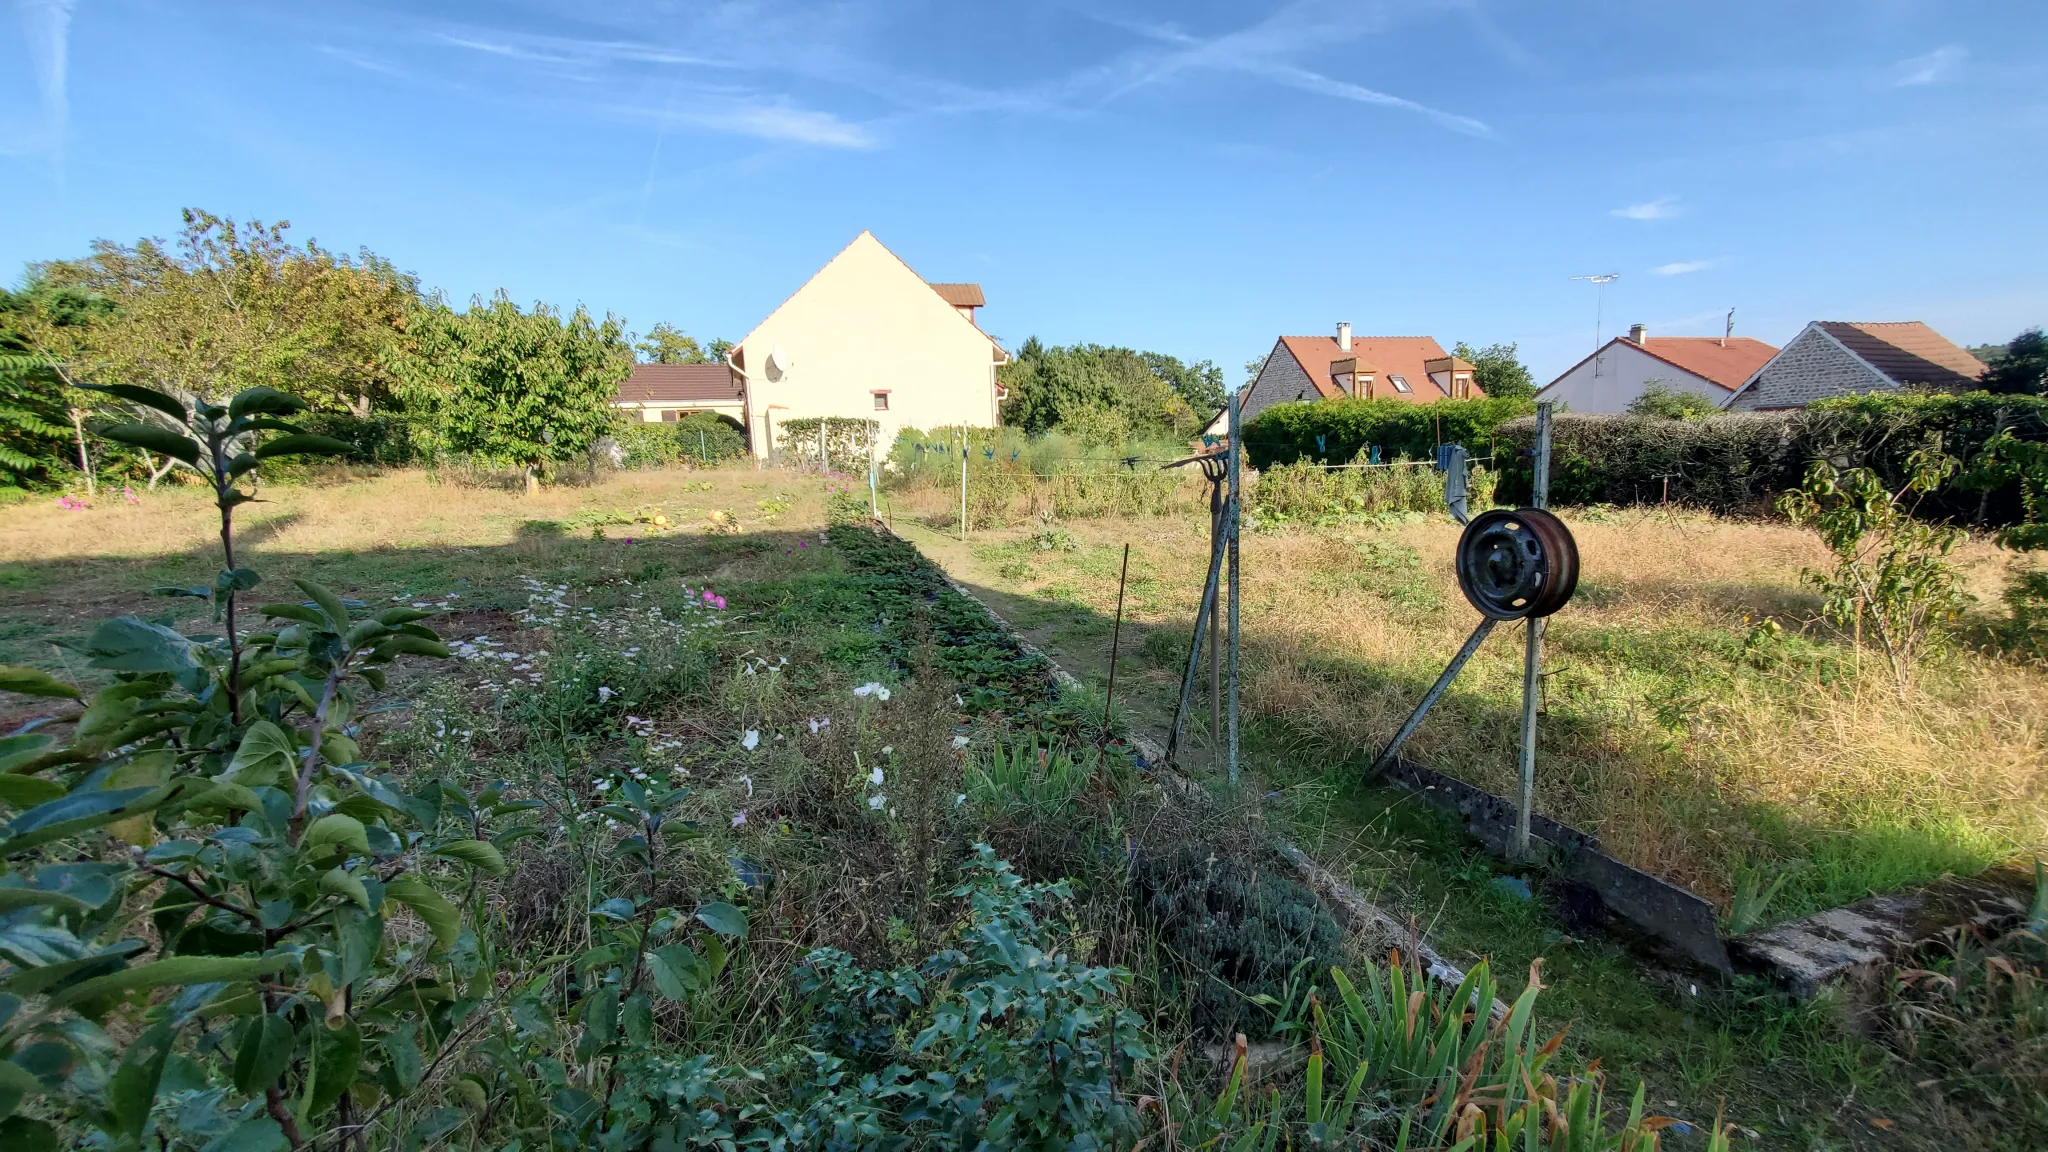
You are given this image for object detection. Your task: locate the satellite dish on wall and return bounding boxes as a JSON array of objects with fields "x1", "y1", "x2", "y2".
[{"x1": 765, "y1": 344, "x2": 793, "y2": 383}]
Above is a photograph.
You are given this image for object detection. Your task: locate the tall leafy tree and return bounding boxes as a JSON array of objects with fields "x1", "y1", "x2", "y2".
[
  {"x1": 634, "y1": 322, "x2": 725, "y2": 364},
  {"x1": 39, "y1": 209, "x2": 419, "y2": 420},
  {"x1": 999, "y1": 340, "x2": 1212, "y2": 442},
  {"x1": 389, "y1": 291, "x2": 633, "y2": 493},
  {"x1": 1453, "y1": 341, "x2": 1536, "y2": 400},
  {"x1": 2, "y1": 281, "x2": 118, "y2": 492},
  {"x1": 1981, "y1": 328, "x2": 2048, "y2": 396}
]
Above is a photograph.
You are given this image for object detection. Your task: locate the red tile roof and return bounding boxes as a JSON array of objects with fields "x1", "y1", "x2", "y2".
[
  {"x1": 1817, "y1": 321, "x2": 1985, "y2": 390},
  {"x1": 615, "y1": 363, "x2": 742, "y2": 405},
  {"x1": 1632, "y1": 336, "x2": 1779, "y2": 391},
  {"x1": 928, "y1": 283, "x2": 985, "y2": 308},
  {"x1": 1276, "y1": 335, "x2": 1477, "y2": 404}
]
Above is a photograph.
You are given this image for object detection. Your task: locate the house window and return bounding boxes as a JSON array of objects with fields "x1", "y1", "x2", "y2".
[
  {"x1": 1388, "y1": 375, "x2": 1412, "y2": 393},
  {"x1": 872, "y1": 391, "x2": 890, "y2": 411},
  {"x1": 661, "y1": 409, "x2": 681, "y2": 422}
]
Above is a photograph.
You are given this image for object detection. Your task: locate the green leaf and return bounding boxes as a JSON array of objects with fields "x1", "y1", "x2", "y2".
[
  {"x1": 320, "y1": 867, "x2": 372, "y2": 911},
  {"x1": 0, "y1": 888, "x2": 93, "y2": 915},
  {"x1": 309, "y1": 1018, "x2": 361, "y2": 1118},
  {"x1": 224, "y1": 721, "x2": 297, "y2": 788},
  {"x1": 84, "y1": 617, "x2": 198, "y2": 674},
  {"x1": 255, "y1": 434, "x2": 350, "y2": 460},
  {"x1": 101, "y1": 423, "x2": 200, "y2": 467},
  {"x1": 292, "y1": 578, "x2": 351, "y2": 633},
  {"x1": 79, "y1": 382, "x2": 190, "y2": 424},
  {"x1": 0, "y1": 1059, "x2": 37, "y2": 1121},
  {"x1": 228, "y1": 387, "x2": 309, "y2": 421},
  {"x1": 213, "y1": 568, "x2": 262, "y2": 596},
  {"x1": 42, "y1": 953, "x2": 294, "y2": 1013},
  {"x1": 1, "y1": 785, "x2": 167, "y2": 854},
  {"x1": 0, "y1": 735, "x2": 56, "y2": 775},
  {"x1": 0, "y1": 1116, "x2": 57, "y2": 1152},
  {"x1": 0, "y1": 666, "x2": 81, "y2": 701},
  {"x1": 106, "y1": 1020, "x2": 176, "y2": 1138},
  {"x1": 383, "y1": 875, "x2": 460, "y2": 951},
  {"x1": 0, "y1": 776, "x2": 65, "y2": 810},
  {"x1": 694, "y1": 901, "x2": 747, "y2": 939},
  {"x1": 231, "y1": 1013, "x2": 296, "y2": 1096},
  {"x1": 375, "y1": 608, "x2": 433, "y2": 627},
  {"x1": 304, "y1": 814, "x2": 369, "y2": 856},
  {"x1": 369, "y1": 635, "x2": 451, "y2": 661},
  {"x1": 259, "y1": 603, "x2": 325, "y2": 626},
  {"x1": 200, "y1": 1116, "x2": 289, "y2": 1152},
  {"x1": 645, "y1": 944, "x2": 701, "y2": 1002},
  {"x1": 430, "y1": 839, "x2": 507, "y2": 876}
]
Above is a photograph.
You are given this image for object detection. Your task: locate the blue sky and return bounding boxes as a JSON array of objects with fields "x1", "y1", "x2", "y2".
[{"x1": 3, "y1": 1, "x2": 2044, "y2": 384}]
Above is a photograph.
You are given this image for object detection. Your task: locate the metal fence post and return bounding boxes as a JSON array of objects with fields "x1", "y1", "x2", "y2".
[
  {"x1": 1515, "y1": 401, "x2": 1554, "y2": 858},
  {"x1": 1226, "y1": 388, "x2": 1243, "y2": 786}
]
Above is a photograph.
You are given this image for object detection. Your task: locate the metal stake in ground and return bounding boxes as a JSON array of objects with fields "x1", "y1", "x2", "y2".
[
  {"x1": 1102, "y1": 543, "x2": 1130, "y2": 742},
  {"x1": 1515, "y1": 401, "x2": 1555, "y2": 859},
  {"x1": 1226, "y1": 387, "x2": 1243, "y2": 786},
  {"x1": 958, "y1": 429, "x2": 968, "y2": 542}
]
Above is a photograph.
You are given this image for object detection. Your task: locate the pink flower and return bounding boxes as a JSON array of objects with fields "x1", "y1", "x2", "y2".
[{"x1": 122, "y1": 486, "x2": 138, "y2": 504}]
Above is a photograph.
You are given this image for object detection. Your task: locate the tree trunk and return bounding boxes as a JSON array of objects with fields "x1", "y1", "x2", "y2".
[
  {"x1": 353, "y1": 386, "x2": 372, "y2": 420},
  {"x1": 524, "y1": 462, "x2": 539, "y2": 496},
  {"x1": 70, "y1": 407, "x2": 94, "y2": 497},
  {"x1": 148, "y1": 453, "x2": 179, "y2": 490}
]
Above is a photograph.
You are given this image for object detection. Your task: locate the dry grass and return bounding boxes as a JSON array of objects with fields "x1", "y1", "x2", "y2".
[
  {"x1": 0, "y1": 467, "x2": 823, "y2": 562},
  {"x1": 905, "y1": 501, "x2": 2048, "y2": 914}
]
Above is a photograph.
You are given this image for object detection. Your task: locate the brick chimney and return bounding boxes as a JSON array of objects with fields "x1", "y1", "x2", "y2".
[{"x1": 1336, "y1": 322, "x2": 1352, "y2": 352}]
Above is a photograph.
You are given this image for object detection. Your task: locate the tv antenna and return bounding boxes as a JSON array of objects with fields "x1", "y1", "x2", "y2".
[{"x1": 1569, "y1": 273, "x2": 1620, "y2": 350}]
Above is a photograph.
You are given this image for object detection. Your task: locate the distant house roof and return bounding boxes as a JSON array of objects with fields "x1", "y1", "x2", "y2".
[
  {"x1": 1538, "y1": 335, "x2": 1779, "y2": 399},
  {"x1": 1275, "y1": 335, "x2": 1474, "y2": 405},
  {"x1": 1814, "y1": 321, "x2": 1986, "y2": 390},
  {"x1": 928, "y1": 283, "x2": 986, "y2": 308},
  {"x1": 615, "y1": 363, "x2": 742, "y2": 405}
]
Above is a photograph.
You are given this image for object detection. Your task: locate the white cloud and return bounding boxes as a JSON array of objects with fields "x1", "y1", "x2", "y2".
[
  {"x1": 1651, "y1": 258, "x2": 1721, "y2": 276},
  {"x1": 15, "y1": 0, "x2": 74, "y2": 168},
  {"x1": 1893, "y1": 45, "x2": 1965, "y2": 87},
  {"x1": 1088, "y1": 8, "x2": 1493, "y2": 138},
  {"x1": 678, "y1": 102, "x2": 873, "y2": 149},
  {"x1": 1611, "y1": 195, "x2": 1681, "y2": 221}
]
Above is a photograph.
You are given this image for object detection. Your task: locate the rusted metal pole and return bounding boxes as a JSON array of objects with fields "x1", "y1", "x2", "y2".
[
  {"x1": 1372, "y1": 617, "x2": 1499, "y2": 775},
  {"x1": 1516, "y1": 401, "x2": 1554, "y2": 859},
  {"x1": 1103, "y1": 543, "x2": 1130, "y2": 740}
]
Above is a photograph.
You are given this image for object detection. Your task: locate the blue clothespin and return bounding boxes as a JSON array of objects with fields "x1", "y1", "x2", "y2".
[
  {"x1": 1010, "y1": 449, "x2": 1020, "y2": 462},
  {"x1": 1202, "y1": 435, "x2": 1217, "y2": 447},
  {"x1": 1315, "y1": 433, "x2": 1327, "y2": 457},
  {"x1": 1369, "y1": 444, "x2": 1382, "y2": 466},
  {"x1": 983, "y1": 447, "x2": 994, "y2": 460}
]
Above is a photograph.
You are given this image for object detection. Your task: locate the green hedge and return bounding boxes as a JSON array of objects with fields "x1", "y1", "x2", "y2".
[
  {"x1": 617, "y1": 412, "x2": 748, "y2": 468},
  {"x1": 1241, "y1": 396, "x2": 1534, "y2": 469},
  {"x1": 1490, "y1": 393, "x2": 2048, "y2": 524}
]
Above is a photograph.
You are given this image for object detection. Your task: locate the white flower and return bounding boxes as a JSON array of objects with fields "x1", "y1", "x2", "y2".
[
  {"x1": 597, "y1": 686, "x2": 615, "y2": 702},
  {"x1": 853, "y1": 682, "x2": 879, "y2": 698},
  {"x1": 868, "y1": 765, "x2": 884, "y2": 786},
  {"x1": 877, "y1": 686, "x2": 890, "y2": 701},
  {"x1": 742, "y1": 730, "x2": 760, "y2": 751},
  {"x1": 732, "y1": 811, "x2": 747, "y2": 827},
  {"x1": 739, "y1": 775, "x2": 754, "y2": 798},
  {"x1": 952, "y1": 735, "x2": 970, "y2": 748},
  {"x1": 888, "y1": 807, "x2": 897, "y2": 818},
  {"x1": 808, "y1": 717, "x2": 830, "y2": 734},
  {"x1": 594, "y1": 780, "x2": 611, "y2": 792},
  {"x1": 868, "y1": 794, "x2": 887, "y2": 810},
  {"x1": 955, "y1": 793, "x2": 967, "y2": 807},
  {"x1": 880, "y1": 745, "x2": 893, "y2": 755}
]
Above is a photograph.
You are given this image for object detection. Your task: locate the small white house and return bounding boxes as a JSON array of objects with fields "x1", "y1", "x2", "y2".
[{"x1": 1538, "y1": 324, "x2": 1778, "y2": 414}]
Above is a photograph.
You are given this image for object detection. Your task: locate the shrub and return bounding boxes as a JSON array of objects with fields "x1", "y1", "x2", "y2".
[
  {"x1": 1248, "y1": 457, "x2": 1492, "y2": 523},
  {"x1": 1780, "y1": 443, "x2": 1969, "y2": 696},
  {"x1": 1240, "y1": 396, "x2": 1534, "y2": 470},
  {"x1": 1132, "y1": 846, "x2": 1344, "y2": 1038},
  {"x1": 617, "y1": 413, "x2": 747, "y2": 468},
  {"x1": 777, "y1": 416, "x2": 879, "y2": 469},
  {"x1": 1494, "y1": 392, "x2": 2048, "y2": 523}
]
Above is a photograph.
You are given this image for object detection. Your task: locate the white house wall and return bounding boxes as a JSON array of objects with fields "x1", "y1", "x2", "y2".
[
  {"x1": 1539, "y1": 342, "x2": 1724, "y2": 414},
  {"x1": 737, "y1": 232, "x2": 1002, "y2": 459}
]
